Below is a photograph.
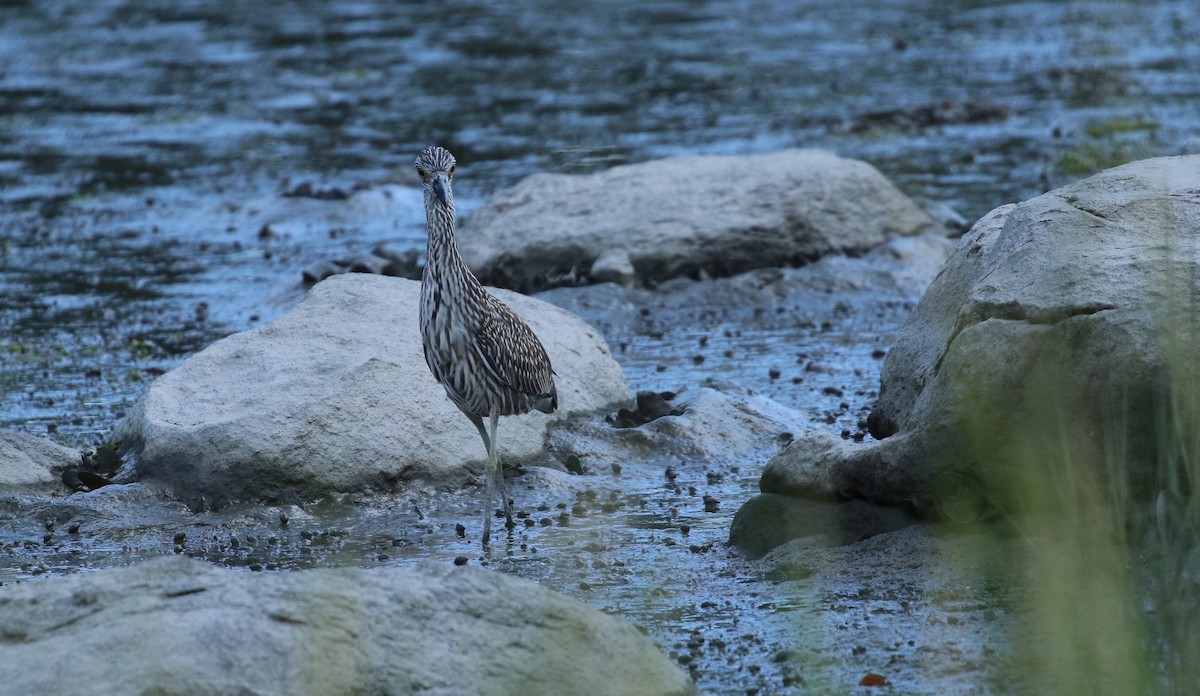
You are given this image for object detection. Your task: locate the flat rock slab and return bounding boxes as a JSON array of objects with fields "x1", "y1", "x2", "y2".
[
  {"x1": 462, "y1": 149, "x2": 944, "y2": 292},
  {"x1": 114, "y1": 273, "x2": 631, "y2": 501},
  {"x1": 0, "y1": 556, "x2": 694, "y2": 696}
]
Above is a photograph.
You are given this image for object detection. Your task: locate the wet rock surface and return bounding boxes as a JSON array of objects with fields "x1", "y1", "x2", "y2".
[
  {"x1": 0, "y1": 556, "x2": 694, "y2": 696},
  {"x1": 460, "y1": 149, "x2": 945, "y2": 292},
  {"x1": 113, "y1": 273, "x2": 630, "y2": 502},
  {"x1": 729, "y1": 492, "x2": 916, "y2": 560}
]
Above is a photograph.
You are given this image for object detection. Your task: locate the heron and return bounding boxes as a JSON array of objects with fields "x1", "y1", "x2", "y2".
[{"x1": 415, "y1": 145, "x2": 558, "y2": 547}]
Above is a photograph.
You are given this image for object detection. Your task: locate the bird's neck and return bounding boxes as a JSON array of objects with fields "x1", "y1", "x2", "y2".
[{"x1": 423, "y1": 205, "x2": 477, "y2": 288}]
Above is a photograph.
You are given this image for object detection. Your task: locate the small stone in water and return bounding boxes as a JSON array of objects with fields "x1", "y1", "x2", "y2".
[{"x1": 455, "y1": 524, "x2": 466, "y2": 538}]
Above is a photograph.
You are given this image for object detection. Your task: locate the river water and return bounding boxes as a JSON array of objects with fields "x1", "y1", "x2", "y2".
[
  {"x1": 2, "y1": 1, "x2": 1199, "y2": 693},
  {"x1": 3, "y1": 0, "x2": 1198, "y2": 442}
]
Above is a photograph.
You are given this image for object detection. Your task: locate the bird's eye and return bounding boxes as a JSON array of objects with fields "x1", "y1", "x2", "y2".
[
  {"x1": 416, "y1": 167, "x2": 427, "y2": 180},
  {"x1": 449, "y1": 165, "x2": 456, "y2": 176}
]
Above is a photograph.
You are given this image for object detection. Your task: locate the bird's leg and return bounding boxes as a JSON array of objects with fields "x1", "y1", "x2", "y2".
[
  {"x1": 469, "y1": 414, "x2": 494, "y2": 547},
  {"x1": 489, "y1": 413, "x2": 515, "y2": 532}
]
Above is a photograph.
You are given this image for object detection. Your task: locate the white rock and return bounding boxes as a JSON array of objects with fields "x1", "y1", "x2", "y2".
[
  {"x1": 114, "y1": 273, "x2": 631, "y2": 500},
  {"x1": 589, "y1": 248, "x2": 636, "y2": 285},
  {"x1": 0, "y1": 556, "x2": 693, "y2": 696},
  {"x1": 771, "y1": 156, "x2": 1200, "y2": 511},
  {"x1": 0, "y1": 432, "x2": 77, "y2": 493},
  {"x1": 461, "y1": 149, "x2": 945, "y2": 291}
]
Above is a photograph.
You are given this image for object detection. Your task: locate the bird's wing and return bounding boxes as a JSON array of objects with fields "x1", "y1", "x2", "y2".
[{"x1": 472, "y1": 303, "x2": 556, "y2": 399}]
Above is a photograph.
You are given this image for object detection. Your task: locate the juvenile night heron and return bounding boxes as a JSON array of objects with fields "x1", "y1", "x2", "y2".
[{"x1": 415, "y1": 145, "x2": 558, "y2": 546}]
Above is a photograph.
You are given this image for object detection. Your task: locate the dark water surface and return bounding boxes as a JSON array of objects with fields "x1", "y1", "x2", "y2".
[
  {"x1": 2, "y1": 1, "x2": 1199, "y2": 693},
  {"x1": 3, "y1": 0, "x2": 1198, "y2": 441}
]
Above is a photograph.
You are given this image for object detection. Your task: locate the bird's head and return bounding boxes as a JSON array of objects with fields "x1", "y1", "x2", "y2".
[{"x1": 415, "y1": 146, "x2": 456, "y2": 209}]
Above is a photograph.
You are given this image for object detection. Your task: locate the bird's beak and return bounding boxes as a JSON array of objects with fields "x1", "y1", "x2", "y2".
[{"x1": 430, "y1": 172, "x2": 450, "y2": 207}]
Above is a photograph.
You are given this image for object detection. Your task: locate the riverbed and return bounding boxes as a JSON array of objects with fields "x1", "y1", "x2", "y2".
[{"x1": 3, "y1": 1, "x2": 1199, "y2": 694}]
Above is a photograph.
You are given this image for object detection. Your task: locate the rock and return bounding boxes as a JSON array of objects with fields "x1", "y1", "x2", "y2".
[
  {"x1": 462, "y1": 149, "x2": 945, "y2": 292},
  {"x1": 301, "y1": 259, "x2": 344, "y2": 284},
  {"x1": 915, "y1": 197, "x2": 971, "y2": 233},
  {"x1": 114, "y1": 273, "x2": 631, "y2": 501},
  {"x1": 729, "y1": 491, "x2": 916, "y2": 559},
  {"x1": 0, "y1": 556, "x2": 693, "y2": 696},
  {"x1": 785, "y1": 156, "x2": 1200, "y2": 512},
  {"x1": 346, "y1": 254, "x2": 389, "y2": 274},
  {"x1": 550, "y1": 383, "x2": 802, "y2": 468},
  {"x1": 589, "y1": 248, "x2": 636, "y2": 285},
  {"x1": 372, "y1": 242, "x2": 423, "y2": 280},
  {"x1": 0, "y1": 432, "x2": 79, "y2": 493}
]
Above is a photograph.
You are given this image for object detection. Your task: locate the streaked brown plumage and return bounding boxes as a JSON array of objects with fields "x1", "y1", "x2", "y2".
[{"x1": 415, "y1": 145, "x2": 557, "y2": 546}]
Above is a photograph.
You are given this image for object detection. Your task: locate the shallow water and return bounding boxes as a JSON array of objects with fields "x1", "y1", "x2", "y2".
[
  {"x1": 3, "y1": 0, "x2": 1198, "y2": 443},
  {"x1": 2, "y1": 1, "x2": 1199, "y2": 693}
]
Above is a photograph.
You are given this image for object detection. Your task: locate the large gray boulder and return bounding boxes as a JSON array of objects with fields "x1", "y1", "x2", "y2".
[
  {"x1": 114, "y1": 273, "x2": 631, "y2": 501},
  {"x1": 0, "y1": 432, "x2": 78, "y2": 494},
  {"x1": 766, "y1": 155, "x2": 1200, "y2": 515},
  {"x1": 0, "y1": 556, "x2": 693, "y2": 696},
  {"x1": 462, "y1": 149, "x2": 945, "y2": 292}
]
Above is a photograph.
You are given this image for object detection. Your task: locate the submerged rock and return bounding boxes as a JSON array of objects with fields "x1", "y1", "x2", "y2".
[
  {"x1": 729, "y1": 492, "x2": 915, "y2": 559},
  {"x1": 461, "y1": 149, "x2": 946, "y2": 292},
  {"x1": 114, "y1": 273, "x2": 630, "y2": 501},
  {"x1": 770, "y1": 155, "x2": 1200, "y2": 517},
  {"x1": 0, "y1": 556, "x2": 694, "y2": 696}
]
